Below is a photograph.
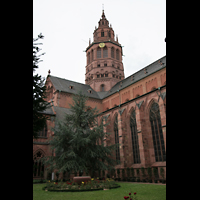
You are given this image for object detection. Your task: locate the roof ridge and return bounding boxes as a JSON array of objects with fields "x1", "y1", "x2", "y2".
[
  {"x1": 124, "y1": 55, "x2": 166, "y2": 81},
  {"x1": 49, "y1": 75, "x2": 89, "y2": 87}
]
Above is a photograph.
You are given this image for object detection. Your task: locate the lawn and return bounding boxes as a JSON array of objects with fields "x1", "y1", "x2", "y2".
[{"x1": 33, "y1": 182, "x2": 166, "y2": 200}]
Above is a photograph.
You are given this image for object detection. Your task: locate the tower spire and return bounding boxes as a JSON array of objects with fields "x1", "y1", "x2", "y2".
[{"x1": 101, "y1": 4, "x2": 105, "y2": 18}]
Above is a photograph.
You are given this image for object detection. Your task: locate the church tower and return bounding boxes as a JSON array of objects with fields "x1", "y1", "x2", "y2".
[{"x1": 85, "y1": 10, "x2": 125, "y2": 92}]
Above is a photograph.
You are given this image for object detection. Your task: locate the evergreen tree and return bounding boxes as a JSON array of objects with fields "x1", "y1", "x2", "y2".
[
  {"x1": 43, "y1": 91, "x2": 118, "y2": 175},
  {"x1": 33, "y1": 33, "x2": 50, "y2": 138}
]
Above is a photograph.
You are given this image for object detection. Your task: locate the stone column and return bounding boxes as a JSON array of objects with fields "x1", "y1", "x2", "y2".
[
  {"x1": 158, "y1": 98, "x2": 166, "y2": 152},
  {"x1": 118, "y1": 111, "x2": 125, "y2": 168},
  {"x1": 135, "y1": 104, "x2": 145, "y2": 167}
]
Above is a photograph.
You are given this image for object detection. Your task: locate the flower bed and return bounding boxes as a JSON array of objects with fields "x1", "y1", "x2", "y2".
[{"x1": 42, "y1": 178, "x2": 120, "y2": 192}]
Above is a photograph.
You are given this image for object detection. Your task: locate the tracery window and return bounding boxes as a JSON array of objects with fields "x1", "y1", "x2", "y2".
[
  {"x1": 33, "y1": 151, "x2": 44, "y2": 178},
  {"x1": 97, "y1": 47, "x2": 101, "y2": 58},
  {"x1": 130, "y1": 109, "x2": 141, "y2": 164},
  {"x1": 103, "y1": 47, "x2": 108, "y2": 58},
  {"x1": 114, "y1": 115, "x2": 120, "y2": 164},
  {"x1": 149, "y1": 102, "x2": 166, "y2": 162}
]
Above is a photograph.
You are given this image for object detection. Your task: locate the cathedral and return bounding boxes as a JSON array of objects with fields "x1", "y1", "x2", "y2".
[{"x1": 33, "y1": 10, "x2": 166, "y2": 180}]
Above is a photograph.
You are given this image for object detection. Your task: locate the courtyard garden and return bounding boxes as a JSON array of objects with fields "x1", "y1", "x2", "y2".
[{"x1": 33, "y1": 181, "x2": 166, "y2": 200}]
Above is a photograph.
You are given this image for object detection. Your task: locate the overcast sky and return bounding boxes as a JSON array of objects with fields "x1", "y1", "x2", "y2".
[{"x1": 33, "y1": 0, "x2": 166, "y2": 84}]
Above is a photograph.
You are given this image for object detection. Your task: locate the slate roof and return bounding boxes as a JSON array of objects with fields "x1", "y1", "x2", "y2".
[
  {"x1": 48, "y1": 55, "x2": 166, "y2": 100},
  {"x1": 49, "y1": 75, "x2": 101, "y2": 99},
  {"x1": 39, "y1": 105, "x2": 55, "y2": 115},
  {"x1": 102, "y1": 55, "x2": 166, "y2": 98}
]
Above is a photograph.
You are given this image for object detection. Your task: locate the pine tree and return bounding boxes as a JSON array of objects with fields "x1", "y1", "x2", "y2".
[
  {"x1": 33, "y1": 33, "x2": 50, "y2": 138},
  {"x1": 43, "y1": 91, "x2": 118, "y2": 176}
]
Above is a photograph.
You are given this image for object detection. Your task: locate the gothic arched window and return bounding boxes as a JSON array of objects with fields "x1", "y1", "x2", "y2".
[
  {"x1": 33, "y1": 151, "x2": 44, "y2": 178},
  {"x1": 130, "y1": 109, "x2": 141, "y2": 164},
  {"x1": 97, "y1": 47, "x2": 101, "y2": 58},
  {"x1": 114, "y1": 114, "x2": 120, "y2": 164},
  {"x1": 103, "y1": 46, "x2": 108, "y2": 58},
  {"x1": 149, "y1": 102, "x2": 166, "y2": 162},
  {"x1": 111, "y1": 47, "x2": 114, "y2": 58}
]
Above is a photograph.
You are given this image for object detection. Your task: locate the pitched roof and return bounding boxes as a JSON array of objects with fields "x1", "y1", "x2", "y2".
[
  {"x1": 48, "y1": 55, "x2": 166, "y2": 100},
  {"x1": 101, "y1": 55, "x2": 166, "y2": 99},
  {"x1": 49, "y1": 75, "x2": 101, "y2": 99}
]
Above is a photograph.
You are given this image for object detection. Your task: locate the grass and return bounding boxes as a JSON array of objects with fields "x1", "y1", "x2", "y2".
[{"x1": 33, "y1": 182, "x2": 166, "y2": 200}]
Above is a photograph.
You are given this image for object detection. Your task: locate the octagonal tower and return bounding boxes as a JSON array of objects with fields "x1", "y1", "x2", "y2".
[{"x1": 85, "y1": 10, "x2": 125, "y2": 92}]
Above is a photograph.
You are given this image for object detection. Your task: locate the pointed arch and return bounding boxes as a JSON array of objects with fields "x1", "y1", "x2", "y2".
[
  {"x1": 146, "y1": 98, "x2": 158, "y2": 115},
  {"x1": 149, "y1": 102, "x2": 166, "y2": 162},
  {"x1": 33, "y1": 149, "x2": 45, "y2": 178}
]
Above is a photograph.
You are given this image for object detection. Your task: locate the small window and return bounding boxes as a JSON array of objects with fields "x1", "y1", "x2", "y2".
[
  {"x1": 105, "y1": 73, "x2": 108, "y2": 77},
  {"x1": 97, "y1": 74, "x2": 100, "y2": 78},
  {"x1": 101, "y1": 31, "x2": 104, "y2": 37},
  {"x1": 104, "y1": 63, "x2": 107, "y2": 67},
  {"x1": 97, "y1": 64, "x2": 100, "y2": 67},
  {"x1": 87, "y1": 89, "x2": 92, "y2": 93},
  {"x1": 101, "y1": 74, "x2": 104, "y2": 77},
  {"x1": 113, "y1": 74, "x2": 115, "y2": 78},
  {"x1": 101, "y1": 84, "x2": 105, "y2": 92},
  {"x1": 108, "y1": 31, "x2": 111, "y2": 38},
  {"x1": 69, "y1": 85, "x2": 74, "y2": 89}
]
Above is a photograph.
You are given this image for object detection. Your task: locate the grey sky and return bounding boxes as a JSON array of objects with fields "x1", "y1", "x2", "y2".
[{"x1": 33, "y1": 0, "x2": 166, "y2": 84}]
